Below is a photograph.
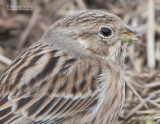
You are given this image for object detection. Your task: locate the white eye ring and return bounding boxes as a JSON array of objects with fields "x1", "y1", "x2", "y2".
[{"x1": 98, "y1": 27, "x2": 113, "y2": 39}]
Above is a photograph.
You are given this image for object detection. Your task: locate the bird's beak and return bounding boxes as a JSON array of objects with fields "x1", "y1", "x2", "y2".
[{"x1": 119, "y1": 24, "x2": 141, "y2": 42}]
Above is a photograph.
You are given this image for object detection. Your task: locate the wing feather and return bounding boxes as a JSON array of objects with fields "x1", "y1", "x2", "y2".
[
  {"x1": 0, "y1": 42, "x2": 103, "y2": 123},
  {"x1": 23, "y1": 96, "x2": 52, "y2": 118},
  {"x1": 35, "y1": 97, "x2": 61, "y2": 121}
]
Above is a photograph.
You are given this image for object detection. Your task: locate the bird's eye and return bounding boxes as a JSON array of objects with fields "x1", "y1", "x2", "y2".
[{"x1": 100, "y1": 27, "x2": 112, "y2": 38}]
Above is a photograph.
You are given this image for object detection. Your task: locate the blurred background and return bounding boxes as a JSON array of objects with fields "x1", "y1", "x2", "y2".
[{"x1": 0, "y1": 0, "x2": 160, "y2": 123}]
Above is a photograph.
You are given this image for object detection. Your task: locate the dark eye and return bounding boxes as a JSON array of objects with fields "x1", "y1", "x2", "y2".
[{"x1": 100, "y1": 27, "x2": 112, "y2": 37}]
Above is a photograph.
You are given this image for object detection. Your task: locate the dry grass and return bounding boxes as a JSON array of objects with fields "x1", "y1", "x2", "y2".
[{"x1": 0, "y1": 0, "x2": 160, "y2": 123}]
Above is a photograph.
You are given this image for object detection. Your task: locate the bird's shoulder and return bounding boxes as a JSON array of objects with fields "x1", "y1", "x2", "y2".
[{"x1": 0, "y1": 41, "x2": 103, "y2": 98}]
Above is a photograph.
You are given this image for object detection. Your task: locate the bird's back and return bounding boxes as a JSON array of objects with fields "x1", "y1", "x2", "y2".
[{"x1": 0, "y1": 41, "x2": 104, "y2": 124}]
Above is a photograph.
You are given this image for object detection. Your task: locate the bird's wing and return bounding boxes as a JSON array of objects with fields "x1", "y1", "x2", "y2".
[{"x1": 0, "y1": 42, "x2": 102, "y2": 123}]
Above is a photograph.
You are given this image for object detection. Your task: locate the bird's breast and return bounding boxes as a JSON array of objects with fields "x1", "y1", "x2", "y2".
[{"x1": 89, "y1": 65, "x2": 125, "y2": 124}]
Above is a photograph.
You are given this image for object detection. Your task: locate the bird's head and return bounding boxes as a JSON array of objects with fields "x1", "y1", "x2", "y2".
[{"x1": 43, "y1": 10, "x2": 140, "y2": 62}]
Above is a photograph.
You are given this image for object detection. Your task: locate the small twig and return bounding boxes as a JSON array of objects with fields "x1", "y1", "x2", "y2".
[
  {"x1": 39, "y1": 22, "x2": 48, "y2": 32},
  {"x1": 147, "y1": 0, "x2": 155, "y2": 69},
  {"x1": 136, "y1": 109, "x2": 156, "y2": 114},
  {"x1": 147, "y1": 100, "x2": 160, "y2": 109},
  {"x1": 0, "y1": 54, "x2": 12, "y2": 65},
  {"x1": 17, "y1": 6, "x2": 40, "y2": 50},
  {"x1": 126, "y1": 77, "x2": 148, "y2": 108},
  {"x1": 145, "y1": 81, "x2": 160, "y2": 88},
  {"x1": 75, "y1": 0, "x2": 87, "y2": 10},
  {"x1": 125, "y1": 100, "x2": 147, "y2": 119},
  {"x1": 152, "y1": 97, "x2": 160, "y2": 103},
  {"x1": 126, "y1": 75, "x2": 144, "y2": 89},
  {"x1": 11, "y1": 0, "x2": 17, "y2": 11}
]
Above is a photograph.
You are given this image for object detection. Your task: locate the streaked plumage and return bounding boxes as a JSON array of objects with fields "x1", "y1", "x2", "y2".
[{"x1": 0, "y1": 10, "x2": 139, "y2": 124}]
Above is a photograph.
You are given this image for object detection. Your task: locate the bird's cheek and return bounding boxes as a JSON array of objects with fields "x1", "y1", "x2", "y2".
[{"x1": 78, "y1": 38, "x2": 89, "y2": 49}]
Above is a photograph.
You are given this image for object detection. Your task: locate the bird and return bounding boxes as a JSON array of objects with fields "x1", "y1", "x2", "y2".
[{"x1": 0, "y1": 10, "x2": 140, "y2": 124}]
